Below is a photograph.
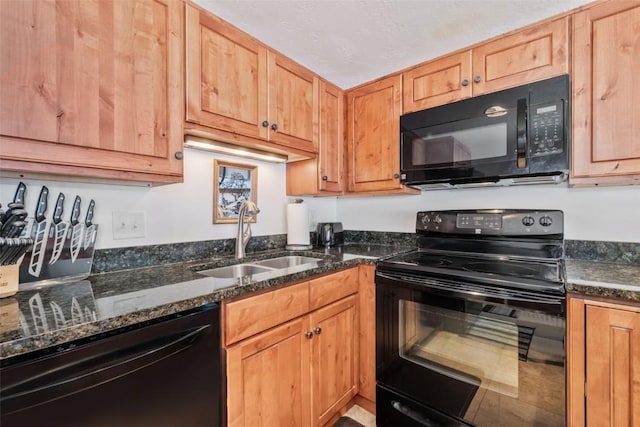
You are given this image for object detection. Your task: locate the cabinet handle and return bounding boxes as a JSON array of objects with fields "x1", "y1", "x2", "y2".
[
  {"x1": 322, "y1": 176, "x2": 328, "y2": 181},
  {"x1": 393, "y1": 173, "x2": 400, "y2": 179},
  {"x1": 262, "y1": 120, "x2": 269, "y2": 127},
  {"x1": 474, "y1": 75, "x2": 481, "y2": 83},
  {"x1": 461, "y1": 79, "x2": 469, "y2": 87},
  {"x1": 305, "y1": 331, "x2": 313, "y2": 339},
  {"x1": 174, "y1": 151, "x2": 184, "y2": 160},
  {"x1": 313, "y1": 327, "x2": 322, "y2": 335},
  {"x1": 271, "y1": 123, "x2": 278, "y2": 131}
]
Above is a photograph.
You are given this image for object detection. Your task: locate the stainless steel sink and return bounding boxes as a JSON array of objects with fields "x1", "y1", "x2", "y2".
[
  {"x1": 252, "y1": 256, "x2": 322, "y2": 269},
  {"x1": 196, "y1": 263, "x2": 274, "y2": 279},
  {"x1": 195, "y1": 255, "x2": 323, "y2": 279}
]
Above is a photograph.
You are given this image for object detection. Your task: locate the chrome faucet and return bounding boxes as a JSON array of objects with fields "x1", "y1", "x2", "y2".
[{"x1": 235, "y1": 200, "x2": 260, "y2": 259}]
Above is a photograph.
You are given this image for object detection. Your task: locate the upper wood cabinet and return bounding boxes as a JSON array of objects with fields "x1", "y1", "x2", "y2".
[
  {"x1": 346, "y1": 75, "x2": 418, "y2": 194},
  {"x1": 403, "y1": 17, "x2": 569, "y2": 113},
  {"x1": 571, "y1": 2, "x2": 640, "y2": 186},
  {"x1": 0, "y1": 0, "x2": 184, "y2": 184},
  {"x1": 403, "y1": 51, "x2": 472, "y2": 113},
  {"x1": 287, "y1": 80, "x2": 344, "y2": 196},
  {"x1": 568, "y1": 296, "x2": 640, "y2": 426},
  {"x1": 185, "y1": 3, "x2": 318, "y2": 156}
]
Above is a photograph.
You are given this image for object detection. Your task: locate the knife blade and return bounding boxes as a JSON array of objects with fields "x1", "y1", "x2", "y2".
[
  {"x1": 69, "y1": 196, "x2": 82, "y2": 263},
  {"x1": 83, "y1": 199, "x2": 96, "y2": 250},
  {"x1": 28, "y1": 186, "x2": 50, "y2": 277},
  {"x1": 48, "y1": 192, "x2": 68, "y2": 265}
]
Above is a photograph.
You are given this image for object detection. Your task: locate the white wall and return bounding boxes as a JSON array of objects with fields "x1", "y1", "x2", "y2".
[
  {"x1": 337, "y1": 183, "x2": 640, "y2": 242},
  {"x1": 0, "y1": 148, "x2": 338, "y2": 249},
  {"x1": 3, "y1": 151, "x2": 639, "y2": 248}
]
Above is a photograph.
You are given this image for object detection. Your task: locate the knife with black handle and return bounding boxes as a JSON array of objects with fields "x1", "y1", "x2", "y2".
[
  {"x1": 0, "y1": 208, "x2": 28, "y2": 238},
  {"x1": 69, "y1": 196, "x2": 83, "y2": 263},
  {"x1": 13, "y1": 182, "x2": 26, "y2": 206},
  {"x1": 49, "y1": 192, "x2": 68, "y2": 264},
  {"x1": 83, "y1": 200, "x2": 96, "y2": 250},
  {"x1": 28, "y1": 186, "x2": 50, "y2": 277}
]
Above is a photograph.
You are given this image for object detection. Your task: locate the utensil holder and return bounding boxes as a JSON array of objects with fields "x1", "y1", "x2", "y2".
[
  {"x1": 0, "y1": 238, "x2": 34, "y2": 298},
  {"x1": 0, "y1": 264, "x2": 20, "y2": 298}
]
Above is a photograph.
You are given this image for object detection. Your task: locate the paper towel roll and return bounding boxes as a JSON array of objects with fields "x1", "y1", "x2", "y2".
[{"x1": 286, "y1": 202, "x2": 311, "y2": 249}]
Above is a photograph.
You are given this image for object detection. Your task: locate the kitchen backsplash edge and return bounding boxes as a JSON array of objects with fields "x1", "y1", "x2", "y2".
[
  {"x1": 564, "y1": 239, "x2": 640, "y2": 265},
  {"x1": 91, "y1": 232, "x2": 639, "y2": 274}
]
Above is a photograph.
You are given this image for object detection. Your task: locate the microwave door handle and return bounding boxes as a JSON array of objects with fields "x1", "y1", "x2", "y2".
[{"x1": 516, "y1": 98, "x2": 527, "y2": 169}]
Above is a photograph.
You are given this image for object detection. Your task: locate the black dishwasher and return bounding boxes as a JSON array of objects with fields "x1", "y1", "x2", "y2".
[{"x1": 0, "y1": 303, "x2": 223, "y2": 427}]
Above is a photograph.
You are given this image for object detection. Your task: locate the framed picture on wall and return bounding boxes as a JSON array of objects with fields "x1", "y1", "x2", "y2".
[{"x1": 213, "y1": 160, "x2": 257, "y2": 223}]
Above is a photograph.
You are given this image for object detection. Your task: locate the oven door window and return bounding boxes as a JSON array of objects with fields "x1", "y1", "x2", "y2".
[
  {"x1": 400, "y1": 301, "x2": 519, "y2": 396},
  {"x1": 397, "y1": 299, "x2": 565, "y2": 426}
]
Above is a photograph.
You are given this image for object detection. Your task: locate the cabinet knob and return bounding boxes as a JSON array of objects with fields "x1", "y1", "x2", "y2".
[
  {"x1": 393, "y1": 173, "x2": 400, "y2": 179},
  {"x1": 474, "y1": 76, "x2": 481, "y2": 83},
  {"x1": 262, "y1": 120, "x2": 269, "y2": 127},
  {"x1": 271, "y1": 123, "x2": 278, "y2": 131},
  {"x1": 174, "y1": 151, "x2": 184, "y2": 160},
  {"x1": 305, "y1": 331, "x2": 313, "y2": 339},
  {"x1": 313, "y1": 327, "x2": 322, "y2": 335},
  {"x1": 322, "y1": 176, "x2": 328, "y2": 181},
  {"x1": 461, "y1": 79, "x2": 469, "y2": 87}
]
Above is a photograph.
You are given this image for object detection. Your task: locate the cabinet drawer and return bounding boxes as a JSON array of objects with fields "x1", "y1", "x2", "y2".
[
  {"x1": 309, "y1": 268, "x2": 359, "y2": 311},
  {"x1": 224, "y1": 282, "x2": 310, "y2": 346}
]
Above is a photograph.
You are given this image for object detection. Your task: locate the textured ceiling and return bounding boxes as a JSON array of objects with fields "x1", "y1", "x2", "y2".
[{"x1": 193, "y1": 0, "x2": 592, "y2": 89}]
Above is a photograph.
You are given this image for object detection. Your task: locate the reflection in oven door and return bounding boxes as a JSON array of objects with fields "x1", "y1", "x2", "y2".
[{"x1": 377, "y1": 283, "x2": 566, "y2": 426}]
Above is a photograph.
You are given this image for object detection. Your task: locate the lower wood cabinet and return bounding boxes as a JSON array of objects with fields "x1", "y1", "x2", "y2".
[
  {"x1": 310, "y1": 295, "x2": 358, "y2": 426},
  {"x1": 225, "y1": 268, "x2": 360, "y2": 427},
  {"x1": 568, "y1": 295, "x2": 640, "y2": 426},
  {"x1": 226, "y1": 316, "x2": 311, "y2": 427}
]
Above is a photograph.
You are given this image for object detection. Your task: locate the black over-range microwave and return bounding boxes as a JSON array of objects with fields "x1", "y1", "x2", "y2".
[{"x1": 400, "y1": 74, "x2": 570, "y2": 189}]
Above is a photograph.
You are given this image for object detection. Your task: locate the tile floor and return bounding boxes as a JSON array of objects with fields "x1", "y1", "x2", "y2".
[{"x1": 344, "y1": 405, "x2": 376, "y2": 427}]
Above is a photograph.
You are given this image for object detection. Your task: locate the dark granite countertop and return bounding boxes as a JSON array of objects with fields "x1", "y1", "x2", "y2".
[
  {"x1": 566, "y1": 259, "x2": 640, "y2": 303},
  {"x1": 0, "y1": 244, "x2": 411, "y2": 360}
]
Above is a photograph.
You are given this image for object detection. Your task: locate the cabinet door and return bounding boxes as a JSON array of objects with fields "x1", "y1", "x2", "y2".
[
  {"x1": 286, "y1": 79, "x2": 343, "y2": 196},
  {"x1": 403, "y1": 51, "x2": 472, "y2": 113},
  {"x1": 0, "y1": 0, "x2": 183, "y2": 183},
  {"x1": 571, "y1": 3, "x2": 640, "y2": 185},
  {"x1": 310, "y1": 295, "x2": 358, "y2": 427},
  {"x1": 472, "y1": 17, "x2": 568, "y2": 95},
  {"x1": 227, "y1": 317, "x2": 311, "y2": 427},
  {"x1": 185, "y1": 4, "x2": 268, "y2": 140},
  {"x1": 267, "y1": 52, "x2": 319, "y2": 153},
  {"x1": 346, "y1": 75, "x2": 403, "y2": 192},
  {"x1": 586, "y1": 305, "x2": 640, "y2": 426},
  {"x1": 318, "y1": 80, "x2": 344, "y2": 192},
  {"x1": 358, "y1": 264, "x2": 376, "y2": 405}
]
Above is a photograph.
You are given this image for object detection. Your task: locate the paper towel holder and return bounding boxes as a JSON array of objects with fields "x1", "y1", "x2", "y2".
[{"x1": 285, "y1": 199, "x2": 313, "y2": 251}]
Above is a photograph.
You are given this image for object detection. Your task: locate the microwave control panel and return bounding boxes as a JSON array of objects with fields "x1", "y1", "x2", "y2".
[{"x1": 530, "y1": 100, "x2": 564, "y2": 157}]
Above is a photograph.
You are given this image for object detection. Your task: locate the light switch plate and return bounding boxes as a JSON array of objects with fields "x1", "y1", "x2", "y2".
[{"x1": 112, "y1": 211, "x2": 145, "y2": 240}]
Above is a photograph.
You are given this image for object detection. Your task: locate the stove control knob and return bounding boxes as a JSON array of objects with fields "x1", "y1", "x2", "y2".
[
  {"x1": 420, "y1": 215, "x2": 430, "y2": 224},
  {"x1": 522, "y1": 216, "x2": 535, "y2": 227},
  {"x1": 434, "y1": 215, "x2": 442, "y2": 224},
  {"x1": 539, "y1": 215, "x2": 553, "y2": 227}
]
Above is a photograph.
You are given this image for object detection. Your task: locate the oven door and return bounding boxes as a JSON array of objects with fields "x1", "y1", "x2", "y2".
[{"x1": 376, "y1": 271, "x2": 566, "y2": 427}]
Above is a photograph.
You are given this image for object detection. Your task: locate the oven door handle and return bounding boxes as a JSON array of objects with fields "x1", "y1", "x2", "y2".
[{"x1": 376, "y1": 272, "x2": 564, "y2": 312}]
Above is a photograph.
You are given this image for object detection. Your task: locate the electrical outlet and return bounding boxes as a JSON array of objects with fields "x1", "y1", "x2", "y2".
[{"x1": 112, "y1": 211, "x2": 145, "y2": 240}]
